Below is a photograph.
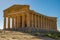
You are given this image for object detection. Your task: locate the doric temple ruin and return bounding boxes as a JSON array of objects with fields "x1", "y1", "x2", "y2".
[{"x1": 3, "y1": 4, "x2": 57, "y2": 32}]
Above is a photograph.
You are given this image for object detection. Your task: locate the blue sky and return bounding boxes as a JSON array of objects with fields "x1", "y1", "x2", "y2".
[{"x1": 0, "y1": 0, "x2": 60, "y2": 31}]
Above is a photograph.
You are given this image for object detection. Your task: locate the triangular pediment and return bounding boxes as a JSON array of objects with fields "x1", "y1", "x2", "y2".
[{"x1": 4, "y1": 4, "x2": 29, "y2": 13}]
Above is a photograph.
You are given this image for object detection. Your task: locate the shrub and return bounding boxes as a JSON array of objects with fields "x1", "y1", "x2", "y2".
[
  {"x1": 34, "y1": 32, "x2": 40, "y2": 36},
  {"x1": 46, "y1": 33, "x2": 59, "y2": 39},
  {"x1": 47, "y1": 33, "x2": 52, "y2": 38},
  {"x1": 51, "y1": 33, "x2": 58, "y2": 39}
]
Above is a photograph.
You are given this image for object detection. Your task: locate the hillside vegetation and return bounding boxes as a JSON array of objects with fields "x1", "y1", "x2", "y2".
[{"x1": 0, "y1": 30, "x2": 60, "y2": 40}]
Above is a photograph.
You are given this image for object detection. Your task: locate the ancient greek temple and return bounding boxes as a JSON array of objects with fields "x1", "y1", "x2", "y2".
[{"x1": 3, "y1": 5, "x2": 57, "y2": 32}]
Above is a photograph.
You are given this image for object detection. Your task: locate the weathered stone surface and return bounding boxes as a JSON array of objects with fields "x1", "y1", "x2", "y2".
[{"x1": 3, "y1": 4, "x2": 57, "y2": 32}]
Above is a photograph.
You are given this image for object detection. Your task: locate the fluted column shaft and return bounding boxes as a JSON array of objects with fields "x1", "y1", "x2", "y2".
[
  {"x1": 33, "y1": 14, "x2": 35, "y2": 28},
  {"x1": 26, "y1": 13, "x2": 30, "y2": 27},
  {"x1": 48, "y1": 18, "x2": 49, "y2": 31},
  {"x1": 47, "y1": 18, "x2": 49, "y2": 31},
  {"x1": 46, "y1": 18, "x2": 48, "y2": 30},
  {"x1": 54, "y1": 21, "x2": 57, "y2": 31},
  {"x1": 20, "y1": 16, "x2": 22, "y2": 28},
  {"x1": 35, "y1": 15, "x2": 37, "y2": 29},
  {"x1": 45, "y1": 17, "x2": 46, "y2": 30},
  {"x1": 49, "y1": 19, "x2": 51, "y2": 31},
  {"x1": 41, "y1": 16, "x2": 42, "y2": 29},
  {"x1": 15, "y1": 17, "x2": 17, "y2": 29},
  {"x1": 53, "y1": 21, "x2": 57, "y2": 31},
  {"x1": 43, "y1": 17, "x2": 46, "y2": 29},
  {"x1": 50, "y1": 20, "x2": 51, "y2": 30},
  {"x1": 26, "y1": 13, "x2": 31, "y2": 32},
  {"x1": 18, "y1": 16, "x2": 20, "y2": 28},
  {"x1": 8, "y1": 17, "x2": 10, "y2": 29},
  {"x1": 39, "y1": 16, "x2": 41, "y2": 29},
  {"x1": 12, "y1": 17, "x2": 14, "y2": 29},
  {"x1": 17, "y1": 16, "x2": 19, "y2": 29},
  {"x1": 32, "y1": 14, "x2": 34, "y2": 27},
  {"x1": 22, "y1": 13, "x2": 25, "y2": 28},
  {"x1": 42, "y1": 16, "x2": 44, "y2": 29},
  {"x1": 36, "y1": 15, "x2": 38, "y2": 30},
  {"x1": 38, "y1": 16, "x2": 40, "y2": 29},
  {"x1": 4, "y1": 17, "x2": 6, "y2": 29}
]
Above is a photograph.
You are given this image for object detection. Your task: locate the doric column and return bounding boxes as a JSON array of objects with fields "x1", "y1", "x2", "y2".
[
  {"x1": 35, "y1": 14, "x2": 37, "y2": 29},
  {"x1": 4, "y1": 17, "x2": 6, "y2": 29},
  {"x1": 42, "y1": 16, "x2": 45, "y2": 30},
  {"x1": 50, "y1": 19, "x2": 52, "y2": 31},
  {"x1": 19, "y1": 16, "x2": 21, "y2": 28},
  {"x1": 52, "y1": 20, "x2": 54, "y2": 31},
  {"x1": 54, "y1": 21, "x2": 57, "y2": 31},
  {"x1": 47, "y1": 18, "x2": 49, "y2": 31},
  {"x1": 41, "y1": 15, "x2": 42, "y2": 29},
  {"x1": 38, "y1": 16, "x2": 40, "y2": 29},
  {"x1": 20, "y1": 16, "x2": 22, "y2": 28},
  {"x1": 17, "y1": 16, "x2": 20, "y2": 29},
  {"x1": 22, "y1": 13, "x2": 25, "y2": 28},
  {"x1": 46, "y1": 18, "x2": 47, "y2": 29},
  {"x1": 46, "y1": 17, "x2": 48, "y2": 30},
  {"x1": 12, "y1": 17, "x2": 14, "y2": 29},
  {"x1": 49, "y1": 19, "x2": 51, "y2": 31},
  {"x1": 39, "y1": 16, "x2": 41, "y2": 29},
  {"x1": 49, "y1": 19, "x2": 50, "y2": 30},
  {"x1": 42, "y1": 16, "x2": 44, "y2": 29},
  {"x1": 26, "y1": 13, "x2": 30, "y2": 27},
  {"x1": 15, "y1": 17, "x2": 17, "y2": 29},
  {"x1": 53, "y1": 21, "x2": 55, "y2": 31},
  {"x1": 53, "y1": 21, "x2": 56, "y2": 31},
  {"x1": 44, "y1": 17, "x2": 46, "y2": 30},
  {"x1": 47, "y1": 18, "x2": 48, "y2": 30},
  {"x1": 15, "y1": 16, "x2": 20, "y2": 29},
  {"x1": 33, "y1": 14, "x2": 35, "y2": 28},
  {"x1": 26, "y1": 13, "x2": 31, "y2": 32},
  {"x1": 31, "y1": 14, "x2": 34, "y2": 28},
  {"x1": 51, "y1": 20, "x2": 53, "y2": 30},
  {"x1": 36, "y1": 15, "x2": 38, "y2": 30},
  {"x1": 45, "y1": 17, "x2": 46, "y2": 30},
  {"x1": 8, "y1": 17, "x2": 10, "y2": 29},
  {"x1": 29, "y1": 13, "x2": 31, "y2": 27},
  {"x1": 48, "y1": 18, "x2": 49, "y2": 31},
  {"x1": 18, "y1": 16, "x2": 20, "y2": 28}
]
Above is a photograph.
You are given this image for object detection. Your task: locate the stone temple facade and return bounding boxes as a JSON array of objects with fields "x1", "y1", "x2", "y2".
[{"x1": 3, "y1": 5, "x2": 57, "y2": 32}]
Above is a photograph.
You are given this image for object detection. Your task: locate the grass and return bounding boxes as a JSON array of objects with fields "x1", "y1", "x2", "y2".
[
  {"x1": 0, "y1": 30, "x2": 60, "y2": 39},
  {"x1": 32, "y1": 31, "x2": 60, "y2": 39},
  {"x1": 44, "y1": 32, "x2": 60, "y2": 39}
]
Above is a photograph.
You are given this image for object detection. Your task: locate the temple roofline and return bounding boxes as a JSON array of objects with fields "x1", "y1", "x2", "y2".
[
  {"x1": 3, "y1": 4, "x2": 30, "y2": 12},
  {"x1": 30, "y1": 10, "x2": 57, "y2": 19}
]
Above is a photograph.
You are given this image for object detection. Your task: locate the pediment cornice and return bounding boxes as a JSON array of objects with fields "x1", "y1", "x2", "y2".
[{"x1": 4, "y1": 4, "x2": 29, "y2": 13}]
